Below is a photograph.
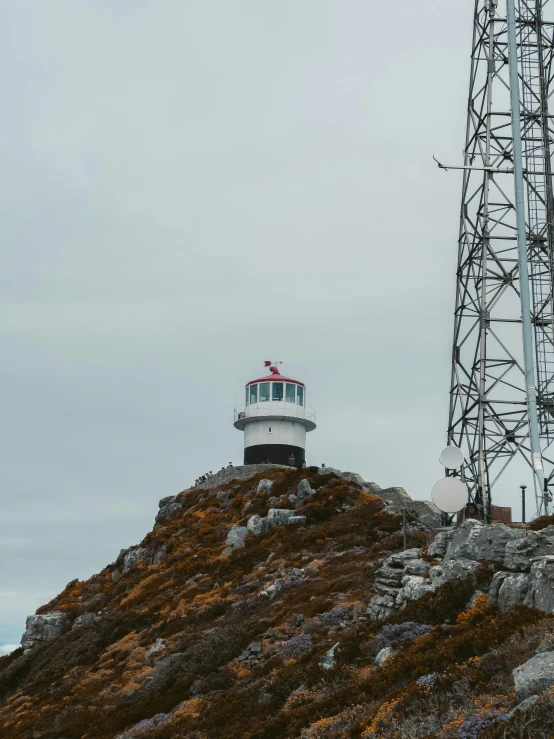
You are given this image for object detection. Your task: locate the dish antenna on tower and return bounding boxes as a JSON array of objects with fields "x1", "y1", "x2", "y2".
[
  {"x1": 439, "y1": 445, "x2": 465, "y2": 470},
  {"x1": 431, "y1": 477, "x2": 468, "y2": 514}
]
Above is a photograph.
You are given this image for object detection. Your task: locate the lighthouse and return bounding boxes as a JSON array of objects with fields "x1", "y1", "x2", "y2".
[{"x1": 234, "y1": 362, "x2": 316, "y2": 466}]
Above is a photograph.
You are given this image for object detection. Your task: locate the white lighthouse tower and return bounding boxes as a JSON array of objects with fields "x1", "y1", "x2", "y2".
[{"x1": 234, "y1": 362, "x2": 316, "y2": 466}]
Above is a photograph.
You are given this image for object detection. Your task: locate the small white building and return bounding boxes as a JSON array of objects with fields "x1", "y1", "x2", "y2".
[{"x1": 234, "y1": 363, "x2": 316, "y2": 466}]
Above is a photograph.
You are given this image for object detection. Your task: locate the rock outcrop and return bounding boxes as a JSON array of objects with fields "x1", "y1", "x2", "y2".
[
  {"x1": 226, "y1": 525, "x2": 249, "y2": 549},
  {"x1": 513, "y1": 651, "x2": 554, "y2": 698},
  {"x1": 367, "y1": 549, "x2": 431, "y2": 619},
  {"x1": 21, "y1": 612, "x2": 68, "y2": 651},
  {"x1": 368, "y1": 518, "x2": 554, "y2": 619}
]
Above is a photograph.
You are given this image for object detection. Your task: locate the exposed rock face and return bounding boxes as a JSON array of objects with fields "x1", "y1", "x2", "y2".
[
  {"x1": 504, "y1": 528, "x2": 554, "y2": 571},
  {"x1": 72, "y1": 613, "x2": 99, "y2": 629},
  {"x1": 375, "y1": 647, "x2": 393, "y2": 666},
  {"x1": 404, "y1": 559, "x2": 430, "y2": 576},
  {"x1": 123, "y1": 548, "x2": 148, "y2": 573},
  {"x1": 378, "y1": 487, "x2": 441, "y2": 528},
  {"x1": 319, "y1": 642, "x2": 340, "y2": 670},
  {"x1": 428, "y1": 529, "x2": 455, "y2": 558},
  {"x1": 444, "y1": 519, "x2": 525, "y2": 564},
  {"x1": 151, "y1": 545, "x2": 167, "y2": 565},
  {"x1": 21, "y1": 613, "x2": 68, "y2": 651},
  {"x1": 247, "y1": 514, "x2": 267, "y2": 536},
  {"x1": 513, "y1": 651, "x2": 554, "y2": 698},
  {"x1": 155, "y1": 497, "x2": 182, "y2": 523},
  {"x1": 295, "y1": 479, "x2": 314, "y2": 507},
  {"x1": 430, "y1": 559, "x2": 480, "y2": 587},
  {"x1": 257, "y1": 479, "x2": 274, "y2": 493},
  {"x1": 524, "y1": 556, "x2": 554, "y2": 612},
  {"x1": 226, "y1": 525, "x2": 249, "y2": 549},
  {"x1": 266, "y1": 508, "x2": 295, "y2": 527},
  {"x1": 367, "y1": 549, "x2": 435, "y2": 619},
  {"x1": 489, "y1": 572, "x2": 530, "y2": 613},
  {"x1": 401, "y1": 575, "x2": 435, "y2": 601},
  {"x1": 146, "y1": 638, "x2": 166, "y2": 658},
  {"x1": 194, "y1": 464, "x2": 288, "y2": 491}
]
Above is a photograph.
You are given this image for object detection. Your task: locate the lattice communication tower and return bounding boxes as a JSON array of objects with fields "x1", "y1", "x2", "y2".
[{"x1": 447, "y1": 0, "x2": 554, "y2": 519}]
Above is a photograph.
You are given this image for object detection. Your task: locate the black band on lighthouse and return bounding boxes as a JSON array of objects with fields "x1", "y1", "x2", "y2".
[{"x1": 244, "y1": 444, "x2": 305, "y2": 466}]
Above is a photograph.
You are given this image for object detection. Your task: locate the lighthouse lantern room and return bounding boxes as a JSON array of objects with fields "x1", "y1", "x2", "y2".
[{"x1": 234, "y1": 362, "x2": 316, "y2": 466}]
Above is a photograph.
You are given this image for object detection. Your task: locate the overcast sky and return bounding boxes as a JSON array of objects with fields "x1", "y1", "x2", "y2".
[{"x1": 0, "y1": 0, "x2": 530, "y2": 647}]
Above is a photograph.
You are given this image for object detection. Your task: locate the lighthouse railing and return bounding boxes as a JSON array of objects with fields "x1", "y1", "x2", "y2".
[{"x1": 234, "y1": 403, "x2": 316, "y2": 425}]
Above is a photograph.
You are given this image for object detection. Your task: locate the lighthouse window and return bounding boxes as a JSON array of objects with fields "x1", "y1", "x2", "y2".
[
  {"x1": 285, "y1": 383, "x2": 296, "y2": 403},
  {"x1": 249, "y1": 384, "x2": 258, "y2": 404},
  {"x1": 272, "y1": 382, "x2": 284, "y2": 401},
  {"x1": 297, "y1": 386, "x2": 304, "y2": 405},
  {"x1": 259, "y1": 382, "x2": 270, "y2": 402},
  {"x1": 245, "y1": 386, "x2": 249, "y2": 405}
]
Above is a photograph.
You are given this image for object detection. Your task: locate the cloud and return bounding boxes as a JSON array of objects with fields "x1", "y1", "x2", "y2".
[{"x1": 0, "y1": 644, "x2": 19, "y2": 656}]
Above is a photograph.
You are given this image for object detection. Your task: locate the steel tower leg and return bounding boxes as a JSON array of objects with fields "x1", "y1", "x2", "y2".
[{"x1": 507, "y1": 0, "x2": 546, "y2": 504}]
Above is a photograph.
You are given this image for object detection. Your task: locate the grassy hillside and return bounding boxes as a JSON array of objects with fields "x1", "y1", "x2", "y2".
[{"x1": 1, "y1": 466, "x2": 554, "y2": 738}]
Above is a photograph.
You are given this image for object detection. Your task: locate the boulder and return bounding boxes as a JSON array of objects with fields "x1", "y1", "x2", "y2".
[
  {"x1": 287, "y1": 516, "x2": 307, "y2": 525},
  {"x1": 404, "y1": 559, "x2": 430, "y2": 576},
  {"x1": 152, "y1": 545, "x2": 167, "y2": 565},
  {"x1": 488, "y1": 572, "x2": 529, "y2": 613},
  {"x1": 387, "y1": 549, "x2": 421, "y2": 567},
  {"x1": 247, "y1": 515, "x2": 267, "y2": 536},
  {"x1": 146, "y1": 638, "x2": 165, "y2": 657},
  {"x1": 507, "y1": 695, "x2": 539, "y2": 718},
  {"x1": 408, "y1": 500, "x2": 442, "y2": 529},
  {"x1": 401, "y1": 575, "x2": 435, "y2": 602},
  {"x1": 376, "y1": 564, "x2": 406, "y2": 585},
  {"x1": 444, "y1": 519, "x2": 525, "y2": 564},
  {"x1": 524, "y1": 556, "x2": 554, "y2": 612},
  {"x1": 123, "y1": 547, "x2": 149, "y2": 573},
  {"x1": 428, "y1": 529, "x2": 455, "y2": 559},
  {"x1": 504, "y1": 528, "x2": 554, "y2": 572},
  {"x1": 216, "y1": 489, "x2": 235, "y2": 501},
  {"x1": 429, "y1": 559, "x2": 480, "y2": 586},
  {"x1": 513, "y1": 651, "x2": 554, "y2": 698},
  {"x1": 296, "y1": 479, "x2": 315, "y2": 507},
  {"x1": 367, "y1": 594, "x2": 397, "y2": 620},
  {"x1": 72, "y1": 613, "x2": 99, "y2": 629},
  {"x1": 21, "y1": 612, "x2": 68, "y2": 651},
  {"x1": 257, "y1": 479, "x2": 274, "y2": 493},
  {"x1": 378, "y1": 487, "x2": 413, "y2": 508},
  {"x1": 320, "y1": 642, "x2": 340, "y2": 670},
  {"x1": 226, "y1": 525, "x2": 249, "y2": 548},
  {"x1": 317, "y1": 466, "x2": 341, "y2": 476},
  {"x1": 266, "y1": 508, "x2": 295, "y2": 527},
  {"x1": 375, "y1": 647, "x2": 393, "y2": 666},
  {"x1": 297, "y1": 479, "x2": 314, "y2": 496},
  {"x1": 155, "y1": 499, "x2": 182, "y2": 523}
]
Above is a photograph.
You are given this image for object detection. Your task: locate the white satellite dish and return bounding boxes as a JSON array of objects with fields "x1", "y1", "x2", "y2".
[
  {"x1": 431, "y1": 477, "x2": 468, "y2": 514},
  {"x1": 439, "y1": 445, "x2": 465, "y2": 470}
]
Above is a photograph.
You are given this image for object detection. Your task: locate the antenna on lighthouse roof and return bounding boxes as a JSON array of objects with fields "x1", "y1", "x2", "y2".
[{"x1": 264, "y1": 360, "x2": 282, "y2": 374}]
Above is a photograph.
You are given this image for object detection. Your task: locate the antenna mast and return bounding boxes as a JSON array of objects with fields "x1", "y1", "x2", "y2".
[{"x1": 447, "y1": 0, "x2": 554, "y2": 518}]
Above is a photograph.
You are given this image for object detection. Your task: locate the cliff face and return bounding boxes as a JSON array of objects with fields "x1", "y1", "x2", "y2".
[{"x1": 2, "y1": 466, "x2": 554, "y2": 739}]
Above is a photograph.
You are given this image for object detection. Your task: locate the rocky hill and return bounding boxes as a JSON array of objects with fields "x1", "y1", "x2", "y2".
[{"x1": 2, "y1": 464, "x2": 554, "y2": 738}]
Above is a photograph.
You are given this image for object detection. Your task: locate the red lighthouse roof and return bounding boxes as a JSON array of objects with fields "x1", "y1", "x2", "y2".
[{"x1": 246, "y1": 363, "x2": 305, "y2": 387}]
